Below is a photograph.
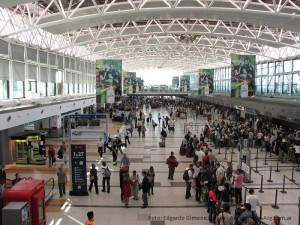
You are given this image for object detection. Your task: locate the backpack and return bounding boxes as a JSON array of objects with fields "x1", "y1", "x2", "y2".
[
  {"x1": 104, "y1": 167, "x2": 111, "y2": 177},
  {"x1": 183, "y1": 170, "x2": 189, "y2": 181}
]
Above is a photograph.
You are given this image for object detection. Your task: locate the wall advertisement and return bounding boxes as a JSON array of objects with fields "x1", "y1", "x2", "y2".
[{"x1": 198, "y1": 69, "x2": 214, "y2": 95}]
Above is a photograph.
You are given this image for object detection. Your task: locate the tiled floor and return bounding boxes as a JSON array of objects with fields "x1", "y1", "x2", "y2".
[{"x1": 5, "y1": 107, "x2": 300, "y2": 225}]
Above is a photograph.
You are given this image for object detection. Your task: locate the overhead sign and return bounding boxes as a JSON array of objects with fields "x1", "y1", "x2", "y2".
[{"x1": 70, "y1": 144, "x2": 88, "y2": 196}]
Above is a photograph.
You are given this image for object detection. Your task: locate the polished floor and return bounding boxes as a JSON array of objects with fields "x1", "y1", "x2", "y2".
[{"x1": 5, "y1": 107, "x2": 300, "y2": 225}]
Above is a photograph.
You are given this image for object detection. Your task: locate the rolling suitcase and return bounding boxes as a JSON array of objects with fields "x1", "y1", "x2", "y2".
[
  {"x1": 179, "y1": 146, "x2": 186, "y2": 156},
  {"x1": 185, "y1": 147, "x2": 192, "y2": 158},
  {"x1": 159, "y1": 142, "x2": 165, "y2": 147}
]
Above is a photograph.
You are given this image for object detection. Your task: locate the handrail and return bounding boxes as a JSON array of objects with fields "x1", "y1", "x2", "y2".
[{"x1": 44, "y1": 178, "x2": 55, "y2": 203}]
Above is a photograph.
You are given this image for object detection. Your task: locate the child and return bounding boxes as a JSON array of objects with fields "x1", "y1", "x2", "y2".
[{"x1": 85, "y1": 211, "x2": 94, "y2": 225}]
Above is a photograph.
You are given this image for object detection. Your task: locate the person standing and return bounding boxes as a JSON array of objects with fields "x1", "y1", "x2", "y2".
[
  {"x1": 120, "y1": 153, "x2": 130, "y2": 170},
  {"x1": 246, "y1": 188, "x2": 260, "y2": 212},
  {"x1": 57, "y1": 167, "x2": 67, "y2": 198},
  {"x1": 208, "y1": 186, "x2": 221, "y2": 223},
  {"x1": 149, "y1": 112, "x2": 152, "y2": 122},
  {"x1": 111, "y1": 140, "x2": 118, "y2": 166},
  {"x1": 101, "y1": 162, "x2": 110, "y2": 193},
  {"x1": 85, "y1": 211, "x2": 94, "y2": 225},
  {"x1": 234, "y1": 169, "x2": 244, "y2": 204},
  {"x1": 141, "y1": 171, "x2": 150, "y2": 208},
  {"x1": 123, "y1": 173, "x2": 133, "y2": 208},
  {"x1": 147, "y1": 166, "x2": 155, "y2": 195},
  {"x1": 185, "y1": 164, "x2": 194, "y2": 199},
  {"x1": 60, "y1": 142, "x2": 68, "y2": 165},
  {"x1": 215, "y1": 204, "x2": 233, "y2": 225},
  {"x1": 0, "y1": 166, "x2": 6, "y2": 195},
  {"x1": 166, "y1": 151, "x2": 178, "y2": 180},
  {"x1": 131, "y1": 170, "x2": 140, "y2": 200},
  {"x1": 89, "y1": 164, "x2": 99, "y2": 194},
  {"x1": 97, "y1": 137, "x2": 104, "y2": 159}
]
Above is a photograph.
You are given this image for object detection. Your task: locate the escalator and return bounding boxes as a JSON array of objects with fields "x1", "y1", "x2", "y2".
[{"x1": 44, "y1": 178, "x2": 55, "y2": 202}]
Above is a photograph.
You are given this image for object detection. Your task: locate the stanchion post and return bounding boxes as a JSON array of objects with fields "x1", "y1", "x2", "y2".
[
  {"x1": 280, "y1": 175, "x2": 287, "y2": 194},
  {"x1": 269, "y1": 147, "x2": 272, "y2": 157},
  {"x1": 243, "y1": 187, "x2": 247, "y2": 205},
  {"x1": 271, "y1": 188, "x2": 279, "y2": 209},
  {"x1": 267, "y1": 166, "x2": 273, "y2": 182},
  {"x1": 224, "y1": 147, "x2": 227, "y2": 160},
  {"x1": 258, "y1": 174, "x2": 264, "y2": 193},
  {"x1": 291, "y1": 165, "x2": 295, "y2": 182},
  {"x1": 259, "y1": 205, "x2": 263, "y2": 222},
  {"x1": 217, "y1": 146, "x2": 221, "y2": 155},
  {"x1": 263, "y1": 150, "x2": 268, "y2": 165},
  {"x1": 255, "y1": 147, "x2": 259, "y2": 159},
  {"x1": 296, "y1": 161, "x2": 300, "y2": 172},
  {"x1": 230, "y1": 149, "x2": 233, "y2": 164},
  {"x1": 275, "y1": 158, "x2": 280, "y2": 172},
  {"x1": 254, "y1": 157, "x2": 258, "y2": 173}
]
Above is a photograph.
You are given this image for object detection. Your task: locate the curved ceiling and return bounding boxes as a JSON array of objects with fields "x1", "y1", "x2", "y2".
[{"x1": 1, "y1": 0, "x2": 300, "y2": 72}]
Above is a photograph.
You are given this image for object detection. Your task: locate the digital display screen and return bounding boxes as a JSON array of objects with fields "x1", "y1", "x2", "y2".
[{"x1": 71, "y1": 144, "x2": 87, "y2": 194}]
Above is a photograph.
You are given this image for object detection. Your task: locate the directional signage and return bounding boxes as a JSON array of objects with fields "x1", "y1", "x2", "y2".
[
  {"x1": 70, "y1": 144, "x2": 88, "y2": 196},
  {"x1": 70, "y1": 114, "x2": 107, "y2": 119}
]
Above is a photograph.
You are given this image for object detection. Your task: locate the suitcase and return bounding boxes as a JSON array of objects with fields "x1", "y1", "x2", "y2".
[
  {"x1": 159, "y1": 142, "x2": 165, "y2": 147},
  {"x1": 179, "y1": 146, "x2": 186, "y2": 156},
  {"x1": 185, "y1": 147, "x2": 192, "y2": 158}
]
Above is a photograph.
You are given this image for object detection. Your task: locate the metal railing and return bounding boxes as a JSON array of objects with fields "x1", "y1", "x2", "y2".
[{"x1": 45, "y1": 178, "x2": 55, "y2": 202}]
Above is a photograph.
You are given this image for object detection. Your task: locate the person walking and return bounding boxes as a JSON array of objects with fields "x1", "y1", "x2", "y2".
[
  {"x1": 48, "y1": 145, "x2": 56, "y2": 167},
  {"x1": 158, "y1": 113, "x2": 161, "y2": 124},
  {"x1": 166, "y1": 151, "x2": 178, "y2": 180},
  {"x1": 89, "y1": 164, "x2": 99, "y2": 194},
  {"x1": 124, "y1": 129, "x2": 131, "y2": 146},
  {"x1": 149, "y1": 112, "x2": 152, "y2": 122},
  {"x1": 101, "y1": 162, "x2": 110, "y2": 193},
  {"x1": 215, "y1": 204, "x2": 233, "y2": 225},
  {"x1": 97, "y1": 137, "x2": 104, "y2": 159},
  {"x1": 137, "y1": 122, "x2": 142, "y2": 137},
  {"x1": 60, "y1": 142, "x2": 68, "y2": 165},
  {"x1": 111, "y1": 140, "x2": 118, "y2": 166},
  {"x1": 131, "y1": 170, "x2": 140, "y2": 200},
  {"x1": 57, "y1": 167, "x2": 67, "y2": 198},
  {"x1": 141, "y1": 124, "x2": 146, "y2": 137},
  {"x1": 123, "y1": 173, "x2": 133, "y2": 208},
  {"x1": 160, "y1": 128, "x2": 167, "y2": 143},
  {"x1": 141, "y1": 171, "x2": 150, "y2": 208},
  {"x1": 120, "y1": 153, "x2": 130, "y2": 170}
]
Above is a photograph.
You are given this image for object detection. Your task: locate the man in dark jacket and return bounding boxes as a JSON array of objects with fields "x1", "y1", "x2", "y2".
[
  {"x1": 89, "y1": 164, "x2": 99, "y2": 194},
  {"x1": 141, "y1": 171, "x2": 150, "y2": 208},
  {"x1": 166, "y1": 151, "x2": 178, "y2": 180}
]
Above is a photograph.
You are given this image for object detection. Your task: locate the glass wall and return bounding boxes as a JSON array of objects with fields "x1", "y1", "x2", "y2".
[
  {"x1": 214, "y1": 58, "x2": 300, "y2": 96},
  {"x1": 0, "y1": 39, "x2": 96, "y2": 100}
]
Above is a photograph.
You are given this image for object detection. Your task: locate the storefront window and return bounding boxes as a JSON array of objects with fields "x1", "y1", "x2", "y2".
[{"x1": 48, "y1": 83, "x2": 56, "y2": 96}]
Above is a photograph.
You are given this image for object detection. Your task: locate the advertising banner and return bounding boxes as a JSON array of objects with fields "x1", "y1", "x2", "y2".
[
  {"x1": 123, "y1": 71, "x2": 136, "y2": 94},
  {"x1": 136, "y1": 77, "x2": 144, "y2": 92},
  {"x1": 172, "y1": 76, "x2": 179, "y2": 89},
  {"x1": 198, "y1": 69, "x2": 214, "y2": 95},
  {"x1": 96, "y1": 59, "x2": 122, "y2": 104},
  {"x1": 231, "y1": 54, "x2": 256, "y2": 98},
  {"x1": 180, "y1": 75, "x2": 190, "y2": 92}
]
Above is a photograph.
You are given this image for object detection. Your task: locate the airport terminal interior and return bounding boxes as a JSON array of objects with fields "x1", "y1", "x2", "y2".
[{"x1": 0, "y1": 1, "x2": 300, "y2": 225}]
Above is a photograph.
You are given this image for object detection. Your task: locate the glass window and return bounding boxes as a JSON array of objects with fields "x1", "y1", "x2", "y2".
[
  {"x1": 275, "y1": 62, "x2": 283, "y2": 74},
  {"x1": 0, "y1": 80, "x2": 9, "y2": 99},
  {"x1": 274, "y1": 75, "x2": 282, "y2": 94},
  {"x1": 69, "y1": 84, "x2": 73, "y2": 94},
  {"x1": 269, "y1": 63, "x2": 275, "y2": 75},
  {"x1": 63, "y1": 83, "x2": 69, "y2": 94},
  {"x1": 256, "y1": 64, "x2": 261, "y2": 76},
  {"x1": 293, "y1": 59, "x2": 300, "y2": 72},
  {"x1": 27, "y1": 80, "x2": 37, "y2": 93},
  {"x1": 13, "y1": 81, "x2": 24, "y2": 98},
  {"x1": 0, "y1": 59, "x2": 9, "y2": 80},
  {"x1": 48, "y1": 83, "x2": 56, "y2": 96},
  {"x1": 11, "y1": 44, "x2": 25, "y2": 61},
  {"x1": 284, "y1": 60, "x2": 292, "y2": 72},
  {"x1": 292, "y1": 73, "x2": 300, "y2": 94},
  {"x1": 39, "y1": 82, "x2": 47, "y2": 96},
  {"x1": 283, "y1": 74, "x2": 292, "y2": 95},
  {"x1": 262, "y1": 63, "x2": 268, "y2": 75},
  {"x1": 56, "y1": 70, "x2": 63, "y2": 83}
]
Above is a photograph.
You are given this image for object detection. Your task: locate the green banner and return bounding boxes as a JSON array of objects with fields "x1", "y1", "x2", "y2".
[
  {"x1": 198, "y1": 69, "x2": 214, "y2": 95},
  {"x1": 96, "y1": 59, "x2": 122, "y2": 104},
  {"x1": 136, "y1": 77, "x2": 144, "y2": 91},
  {"x1": 180, "y1": 75, "x2": 190, "y2": 92},
  {"x1": 231, "y1": 54, "x2": 256, "y2": 98},
  {"x1": 123, "y1": 71, "x2": 136, "y2": 94},
  {"x1": 172, "y1": 76, "x2": 179, "y2": 88}
]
